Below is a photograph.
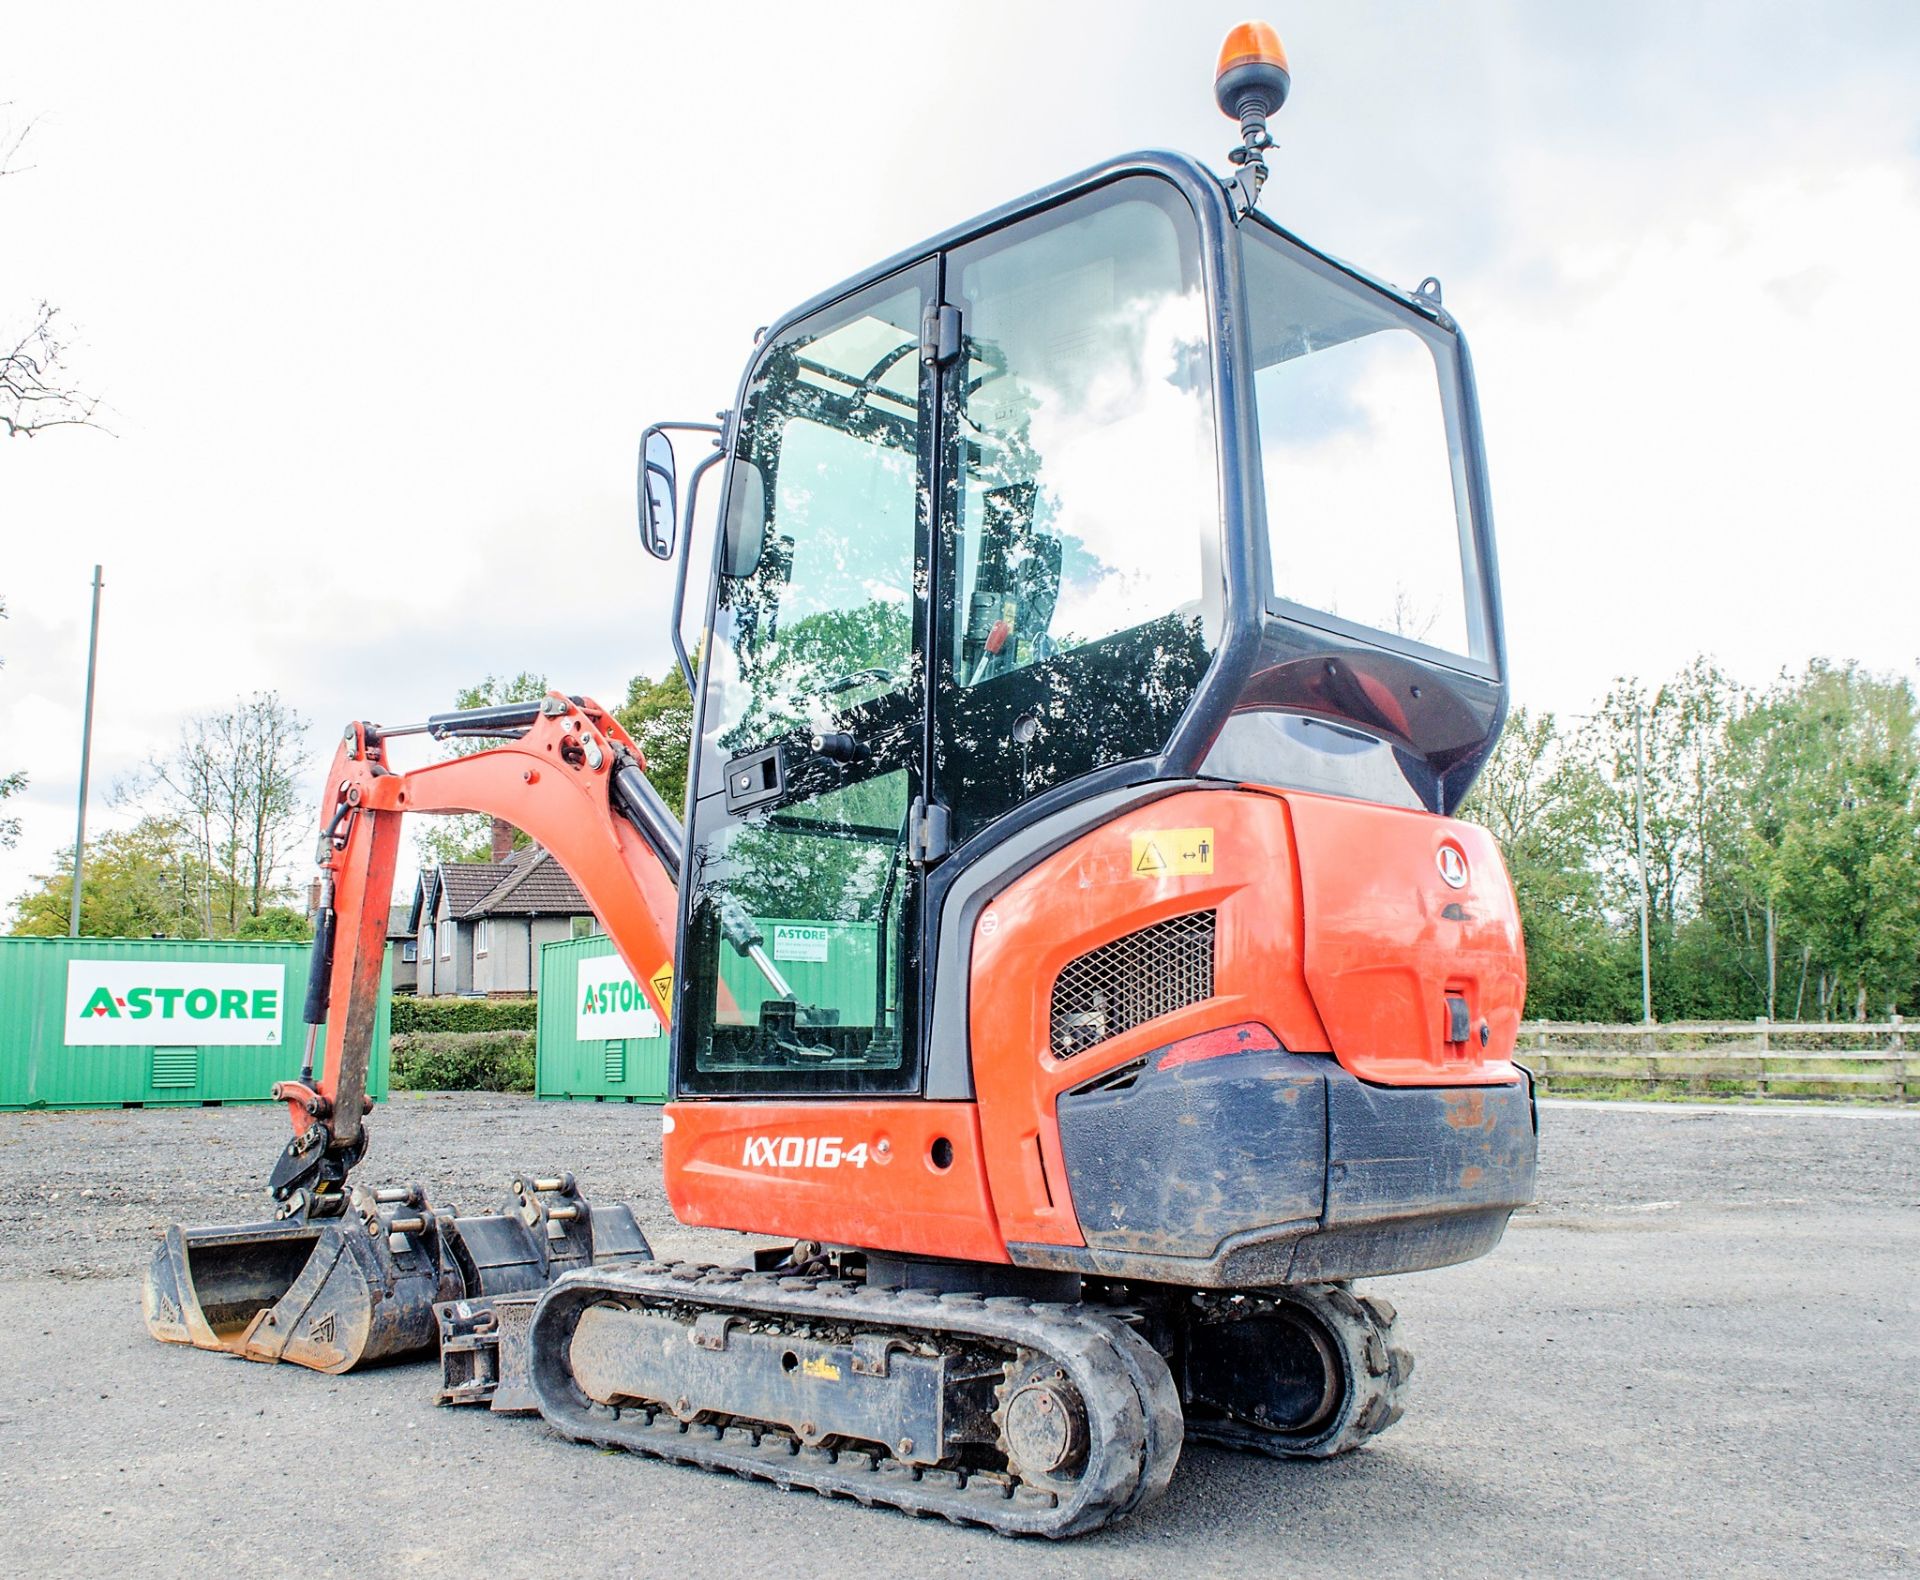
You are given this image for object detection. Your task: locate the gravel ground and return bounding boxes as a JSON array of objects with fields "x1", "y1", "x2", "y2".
[{"x1": 1, "y1": 1093, "x2": 1915, "y2": 1577}]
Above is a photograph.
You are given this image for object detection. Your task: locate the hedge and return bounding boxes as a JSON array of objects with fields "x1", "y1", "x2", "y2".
[
  {"x1": 390, "y1": 1030, "x2": 535, "y2": 1093},
  {"x1": 391, "y1": 995, "x2": 537, "y2": 1034}
]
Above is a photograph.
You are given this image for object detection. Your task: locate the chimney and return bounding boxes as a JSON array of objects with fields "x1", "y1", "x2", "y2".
[
  {"x1": 491, "y1": 816, "x2": 517, "y2": 865},
  {"x1": 307, "y1": 877, "x2": 322, "y2": 920}
]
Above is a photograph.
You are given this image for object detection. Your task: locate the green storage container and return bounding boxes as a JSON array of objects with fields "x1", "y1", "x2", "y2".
[
  {"x1": 535, "y1": 918, "x2": 888, "y2": 1102},
  {"x1": 0, "y1": 936, "x2": 390, "y2": 1111},
  {"x1": 537, "y1": 933, "x2": 670, "y2": 1102},
  {"x1": 717, "y1": 917, "x2": 884, "y2": 1031}
]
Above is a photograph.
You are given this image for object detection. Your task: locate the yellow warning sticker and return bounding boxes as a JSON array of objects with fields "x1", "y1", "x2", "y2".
[
  {"x1": 649, "y1": 961, "x2": 675, "y2": 1025},
  {"x1": 1131, "y1": 828, "x2": 1215, "y2": 877},
  {"x1": 802, "y1": 1356, "x2": 842, "y2": 1381}
]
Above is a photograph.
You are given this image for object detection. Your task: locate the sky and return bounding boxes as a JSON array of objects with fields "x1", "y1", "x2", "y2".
[{"x1": 3, "y1": 1, "x2": 1919, "y2": 912}]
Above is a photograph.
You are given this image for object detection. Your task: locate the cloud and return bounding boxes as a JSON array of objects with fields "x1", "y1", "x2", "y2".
[
  {"x1": 2, "y1": 1, "x2": 1918, "y2": 914},
  {"x1": 1472, "y1": 159, "x2": 1920, "y2": 704}
]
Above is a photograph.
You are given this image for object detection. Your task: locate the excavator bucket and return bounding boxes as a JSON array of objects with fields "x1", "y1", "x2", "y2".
[
  {"x1": 143, "y1": 1173, "x2": 651, "y2": 1374},
  {"x1": 143, "y1": 1216, "x2": 442, "y2": 1372}
]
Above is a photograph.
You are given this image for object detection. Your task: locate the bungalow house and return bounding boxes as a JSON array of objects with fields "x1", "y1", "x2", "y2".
[
  {"x1": 410, "y1": 823, "x2": 595, "y2": 997},
  {"x1": 387, "y1": 905, "x2": 418, "y2": 994}
]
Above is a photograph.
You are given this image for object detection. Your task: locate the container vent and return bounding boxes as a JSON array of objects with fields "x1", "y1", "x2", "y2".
[
  {"x1": 1049, "y1": 910, "x2": 1216, "y2": 1059},
  {"x1": 151, "y1": 1047, "x2": 199, "y2": 1089},
  {"x1": 604, "y1": 1041, "x2": 626, "y2": 1084}
]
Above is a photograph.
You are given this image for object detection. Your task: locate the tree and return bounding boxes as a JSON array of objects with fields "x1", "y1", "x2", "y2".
[
  {"x1": 8, "y1": 816, "x2": 202, "y2": 937},
  {"x1": 1715, "y1": 672, "x2": 1827, "y2": 1018},
  {"x1": 1748, "y1": 664, "x2": 1920, "y2": 1019},
  {"x1": 415, "y1": 671, "x2": 549, "y2": 867},
  {"x1": 1460, "y1": 707, "x2": 1636, "y2": 1020},
  {"x1": 233, "y1": 905, "x2": 315, "y2": 942},
  {"x1": 615, "y1": 663, "x2": 693, "y2": 815},
  {"x1": 1573, "y1": 658, "x2": 1742, "y2": 931},
  {"x1": 0, "y1": 594, "x2": 22, "y2": 848},
  {"x1": 127, "y1": 693, "x2": 312, "y2": 933},
  {"x1": 2, "y1": 111, "x2": 105, "y2": 439},
  {"x1": 1463, "y1": 657, "x2": 1920, "y2": 1024}
]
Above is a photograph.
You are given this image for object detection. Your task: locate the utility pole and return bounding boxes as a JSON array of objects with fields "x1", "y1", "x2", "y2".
[
  {"x1": 68, "y1": 564, "x2": 104, "y2": 937},
  {"x1": 1633, "y1": 698, "x2": 1653, "y2": 1025}
]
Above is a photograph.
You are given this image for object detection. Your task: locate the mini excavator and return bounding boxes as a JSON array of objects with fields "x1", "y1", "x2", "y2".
[{"x1": 145, "y1": 25, "x2": 1536, "y2": 1536}]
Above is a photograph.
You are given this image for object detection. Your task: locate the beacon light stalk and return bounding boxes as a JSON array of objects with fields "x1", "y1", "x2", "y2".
[{"x1": 1215, "y1": 21, "x2": 1291, "y2": 216}]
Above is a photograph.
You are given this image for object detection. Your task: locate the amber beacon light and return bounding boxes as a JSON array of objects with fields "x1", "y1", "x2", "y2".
[{"x1": 1214, "y1": 21, "x2": 1291, "y2": 213}]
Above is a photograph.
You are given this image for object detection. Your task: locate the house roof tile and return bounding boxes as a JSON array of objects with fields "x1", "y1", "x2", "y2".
[
  {"x1": 439, "y1": 861, "x2": 513, "y2": 918},
  {"x1": 470, "y1": 848, "x2": 588, "y2": 917},
  {"x1": 414, "y1": 848, "x2": 588, "y2": 921}
]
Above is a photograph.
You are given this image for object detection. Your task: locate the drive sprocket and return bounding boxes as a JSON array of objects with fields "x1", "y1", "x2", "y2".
[{"x1": 1182, "y1": 1281, "x2": 1412, "y2": 1458}]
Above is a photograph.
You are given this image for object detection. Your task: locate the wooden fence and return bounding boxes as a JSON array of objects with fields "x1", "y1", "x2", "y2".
[{"x1": 1516, "y1": 1019, "x2": 1910, "y2": 1104}]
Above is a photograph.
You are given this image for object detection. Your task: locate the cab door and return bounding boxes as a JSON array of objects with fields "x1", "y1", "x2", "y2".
[
  {"x1": 676, "y1": 263, "x2": 936, "y2": 1098},
  {"x1": 930, "y1": 176, "x2": 1223, "y2": 847}
]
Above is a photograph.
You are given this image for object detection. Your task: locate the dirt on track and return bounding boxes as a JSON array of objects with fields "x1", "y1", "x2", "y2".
[{"x1": 1, "y1": 1093, "x2": 1915, "y2": 1577}]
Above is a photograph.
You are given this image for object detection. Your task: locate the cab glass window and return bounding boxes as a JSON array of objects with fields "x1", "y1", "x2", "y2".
[
  {"x1": 1244, "y1": 222, "x2": 1487, "y2": 663},
  {"x1": 936, "y1": 178, "x2": 1220, "y2": 840},
  {"x1": 682, "y1": 268, "x2": 931, "y2": 1096}
]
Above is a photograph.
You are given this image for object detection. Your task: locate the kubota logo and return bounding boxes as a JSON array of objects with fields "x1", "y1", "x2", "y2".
[{"x1": 1436, "y1": 844, "x2": 1469, "y2": 889}]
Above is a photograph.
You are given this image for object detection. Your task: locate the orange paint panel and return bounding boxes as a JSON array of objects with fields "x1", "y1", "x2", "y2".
[
  {"x1": 665, "y1": 1100, "x2": 1007, "y2": 1265},
  {"x1": 970, "y1": 790, "x2": 1330, "y2": 1248},
  {"x1": 1277, "y1": 790, "x2": 1527, "y2": 1085}
]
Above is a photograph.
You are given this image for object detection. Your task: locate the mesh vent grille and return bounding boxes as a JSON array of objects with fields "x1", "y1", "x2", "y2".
[
  {"x1": 604, "y1": 1040, "x2": 626, "y2": 1084},
  {"x1": 1049, "y1": 910, "x2": 1216, "y2": 1059},
  {"x1": 151, "y1": 1047, "x2": 199, "y2": 1089}
]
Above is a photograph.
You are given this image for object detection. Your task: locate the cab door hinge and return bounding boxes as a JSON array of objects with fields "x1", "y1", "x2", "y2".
[
  {"x1": 908, "y1": 797, "x2": 951, "y2": 865},
  {"x1": 922, "y1": 304, "x2": 962, "y2": 367}
]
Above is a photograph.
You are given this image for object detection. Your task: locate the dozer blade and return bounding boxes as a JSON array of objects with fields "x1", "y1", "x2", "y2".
[{"x1": 143, "y1": 1172, "x2": 651, "y2": 1375}]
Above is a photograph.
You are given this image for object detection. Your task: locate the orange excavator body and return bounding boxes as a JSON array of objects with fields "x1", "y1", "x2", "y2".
[
  {"x1": 145, "y1": 28, "x2": 1540, "y2": 1533},
  {"x1": 288, "y1": 712, "x2": 1529, "y2": 1278}
]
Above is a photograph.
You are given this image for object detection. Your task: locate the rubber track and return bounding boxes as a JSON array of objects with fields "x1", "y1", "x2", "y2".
[
  {"x1": 1184, "y1": 1282, "x2": 1413, "y2": 1459},
  {"x1": 527, "y1": 1262, "x2": 1184, "y2": 1538}
]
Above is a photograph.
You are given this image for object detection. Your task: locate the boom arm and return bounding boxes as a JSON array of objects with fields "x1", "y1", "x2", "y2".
[{"x1": 271, "y1": 693, "x2": 683, "y2": 1202}]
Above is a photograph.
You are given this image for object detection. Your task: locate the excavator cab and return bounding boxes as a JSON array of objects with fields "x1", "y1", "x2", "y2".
[
  {"x1": 667, "y1": 154, "x2": 1508, "y2": 1098},
  {"x1": 146, "y1": 27, "x2": 1535, "y2": 1535}
]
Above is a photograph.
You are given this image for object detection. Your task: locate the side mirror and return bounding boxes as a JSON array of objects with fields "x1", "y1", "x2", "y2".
[{"x1": 638, "y1": 426, "x2": 678, "y2": 560}]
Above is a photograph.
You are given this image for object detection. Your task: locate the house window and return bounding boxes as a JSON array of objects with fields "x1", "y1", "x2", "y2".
[
  {"x1": 475, "y1": 919, "x2": 492, "y2": 957},
  {"x1": 401, "y1": 941, "x2": 418, "y2": 963},
  {"x1": 439, "y1": 923, "x2": 451, "y2": 961},
  {"x1": 571, "y1": 915, "x2": 598, "y2": 939}
]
